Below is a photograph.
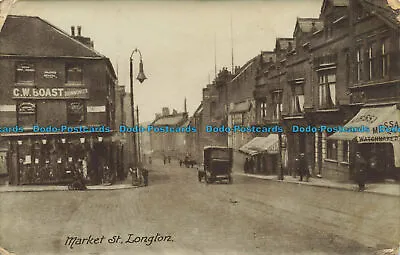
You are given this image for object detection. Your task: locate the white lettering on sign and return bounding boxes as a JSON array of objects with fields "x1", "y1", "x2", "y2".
[
  {"x1": 350, "y1": 114, "x2": 378, "y2": 124},
  {"x1": 12, "y1": 87, "x2": 88, "y2": 99},
  {"x1": 43, "y1": 71, "x2": 58, "y2": 79}
]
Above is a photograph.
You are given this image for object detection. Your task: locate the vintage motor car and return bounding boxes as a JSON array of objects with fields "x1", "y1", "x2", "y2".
[{"x1": 198, "y1": 146, "x2": 233, "y2": 184}]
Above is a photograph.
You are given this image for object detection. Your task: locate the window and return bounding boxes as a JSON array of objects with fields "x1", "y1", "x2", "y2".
[
  {"x1": 290, "y1": 85, "x2": 304, "y2": 114},
  {"x1": 326, "y1": 139, "x2": 338, "y2": 160},
  {"x1": 355, "y1": 47, "x2": 362, "y2": 82},
  {"x1": 381, "y1": 39, "x2": 390, "y2": 77},
  {"x1": 260, "y1": 101, "x2": 267, "y2": 118},
  {"x1": 271, "y1": 90, "x2": 282, "y2": 121},
  {"x1": 17, "y1": 102, "x2": 36, "y2": 127},
  {"x1": 342, "y1": 141, "x2": 349, "y2": 163},
  {"x1": 67, "y1": 101, "x2": 85, "y2": 125},
  {"x1": 210, "y1": 101, "x2": 216, "y2": 117},
  {"x1": 367, "y1": 43, "x2": 376, "y2": 80},
  {"x1": 318, "y1": 72, "x2": 336, "y2": 109},
  {"x1": 16, "y1": 63, "x2": 35, "y2": 84},
  {"x1": 66, "y1": 64, "x2": 83, "y2": 84}
]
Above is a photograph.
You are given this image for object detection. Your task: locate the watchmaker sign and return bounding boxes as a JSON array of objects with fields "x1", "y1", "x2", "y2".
[{"x1": 12, "y1": 87, "x2": 89, "y2": 99}]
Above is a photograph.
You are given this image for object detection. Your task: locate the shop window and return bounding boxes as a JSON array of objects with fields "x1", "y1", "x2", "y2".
[
  {"x1": 17, "y1": 102, "x2": 36, "y2": 127},
  {"x1": 15, "y1": 63, "x2": 35, "y2": 84},
  {"x1": 342, "y1": 141, "x2": 349, "y2": 163},
  {"x1": 318, "y1": 72, "x2": 336, "y2": 109},
  {"x1": 326, "y1": 139, "x2": 338, "y2": 160},
  {"x1": 271, "y1": 90, "x2": 282, "y2": 121},
  {"x1": 66, "y1": 64, "x2": 83, "y2": 84},
  {"x1": 67, "y1": 101, "x2": 86, "y2": 125}
]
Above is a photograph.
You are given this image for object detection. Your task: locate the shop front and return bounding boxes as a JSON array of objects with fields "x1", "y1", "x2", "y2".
[
  {"x1": 329, "y1": 104, "x2": 400, "y2": 180},
  {"x1": 3, "y1": 131, "x2": 116, "y2": 185},
  {"x1": 239, "y1": 134, "x2": 280, "y2": 174}
]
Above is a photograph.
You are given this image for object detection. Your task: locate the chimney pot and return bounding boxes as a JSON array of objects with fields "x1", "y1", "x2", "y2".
[
  {"x1": 77, "y1": 25, "x2": 82, "y2": 36},
  {"x1": 71, "y1": 26, "x2": 75, "y2": 36}
]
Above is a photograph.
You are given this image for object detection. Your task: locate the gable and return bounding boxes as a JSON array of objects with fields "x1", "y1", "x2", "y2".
[{"x1": 0, "y1": 15, "x2": 103, "y2": 57}]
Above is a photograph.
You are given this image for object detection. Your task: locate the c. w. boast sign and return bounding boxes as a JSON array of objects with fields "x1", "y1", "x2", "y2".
[{"x1": 12, "y1": 87, "x2": 89, "y2": 99}]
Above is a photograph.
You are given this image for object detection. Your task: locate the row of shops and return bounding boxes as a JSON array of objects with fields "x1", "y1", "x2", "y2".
[{"x1": 0, "y1": 132, "x2": 126, "y2": 185}]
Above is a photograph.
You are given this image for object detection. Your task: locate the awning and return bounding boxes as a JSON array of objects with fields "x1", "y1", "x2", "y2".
[
  {"x1": 230, "y1": 101, "x2": 251, "y2": 114},
  {"x1": 239, "y1": 134, "x2": 279, "y2": 156},
  {"x1": 328, "y1": 105, "x2": 400, "y2": 143}
]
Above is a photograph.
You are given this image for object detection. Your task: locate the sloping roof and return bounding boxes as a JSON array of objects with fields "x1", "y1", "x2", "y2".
[
  {"x1": 295, "y1": 18, "x2": 324, "y2": 35},
  {"x1": 0, "y1": 15, "x2": 103, "y2": 57},
  {"x1": 230, "y1": 55, "x2": 258, "y2": 82},
  {"x1": 361, "y1": 0, "x2": 400, "y2": 28},
  {"x1": 152, "y1": 113, "x2": 187, "y2": 126}
]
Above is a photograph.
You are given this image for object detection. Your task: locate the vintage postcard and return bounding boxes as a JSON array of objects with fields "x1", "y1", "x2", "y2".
[{"x1": 0, "y1": 0, "x2": 399, "y2": 254}]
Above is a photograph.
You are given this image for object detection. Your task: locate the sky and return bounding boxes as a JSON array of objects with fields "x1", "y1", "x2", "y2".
[{"x1": 10, "y1": 0, "x2": 322, "y2": 122}]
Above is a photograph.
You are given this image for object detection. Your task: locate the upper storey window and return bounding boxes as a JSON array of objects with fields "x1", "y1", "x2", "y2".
[
  {"x1": 66, "y1": 64, "x2": 83, "y2": 84},
  {"x1": 16, "y1": 63, "x2": 35, "y2": 84}
]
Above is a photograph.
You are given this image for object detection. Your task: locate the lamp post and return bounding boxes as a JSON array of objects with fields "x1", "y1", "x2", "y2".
[{"x1": 129, "y1": 48, "x2": 147, "y2": 169}]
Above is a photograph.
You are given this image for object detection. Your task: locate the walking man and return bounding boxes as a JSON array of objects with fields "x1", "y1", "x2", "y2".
[
  {"x1": 354, "y1": 151, "x2": 367, "y2": 191},
  {"x1": 142, "y1": 167, "x2": 149, "y2": 186}
]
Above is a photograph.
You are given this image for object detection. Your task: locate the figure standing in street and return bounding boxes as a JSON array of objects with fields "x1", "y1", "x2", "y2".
[
  {"x1": 148, "y1": 156, "x2": 152, "y2": 165},
  {"x1": 354, "y1": 151, "x2": 367, "y2": 191},
  {"x1": 163, "y1": 155, "x2": 167, "y2": 165},
  {"x1": 296, "y1": 153, "x2": 310, "y2": 182},
  {"x1": 244, "y1": 158, "x2": 249, "y2": 173},
  {"x1": 142, "y1": 167, "x2": 149, "y2": 186},
  {"x1": 168, "y1": 156, "x2": 171, "y2": 164}
]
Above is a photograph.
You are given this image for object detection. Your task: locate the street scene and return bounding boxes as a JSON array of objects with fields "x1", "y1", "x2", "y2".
[
  {"x1": 0, "y1": 159, "x2": 399, "y2": 255},
  {"x1": 0, "y1": 0, "x2": 400, "y2": 254}
]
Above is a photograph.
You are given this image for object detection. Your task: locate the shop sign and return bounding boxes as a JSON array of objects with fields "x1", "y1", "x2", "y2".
[
  {"x1": 12, "y1": 87, "x2": 89, "y2": 99},
  {"x1": 43, "y1": 71, "x2": 58, "y2": 79},
  {"x1": 18, "y1": 102, "x2": 36, "y2": 113}
]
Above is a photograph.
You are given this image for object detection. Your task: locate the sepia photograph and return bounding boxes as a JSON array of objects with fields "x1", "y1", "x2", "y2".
[{"x1": 0, "y1": 0, "x2": 399, "y2": 254}]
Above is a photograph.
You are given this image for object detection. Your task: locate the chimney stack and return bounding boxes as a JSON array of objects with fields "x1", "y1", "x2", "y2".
[
  {"x1": 77, "y1": 25, "x2": 82, "y2": 36},
  {"x1": 71, "y1": 26, "x2": 75, "y2": 36}
]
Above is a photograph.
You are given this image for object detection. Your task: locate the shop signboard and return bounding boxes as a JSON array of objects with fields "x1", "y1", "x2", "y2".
[{"x1": 12, "y1": 87, "x2": 89, "y2": 99}]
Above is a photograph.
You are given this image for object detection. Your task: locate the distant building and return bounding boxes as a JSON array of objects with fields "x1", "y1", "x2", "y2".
[{"x1": 149, "y1": 107, "x2": 189, "y2": 159}]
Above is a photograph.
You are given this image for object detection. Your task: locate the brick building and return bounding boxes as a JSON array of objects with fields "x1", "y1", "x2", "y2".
[
  {"x1": 0, "y1": 16, "x2": 122, "y2": 185},
  {"x1": 254, "y1": 0, "x2": 400, "y2": 181}
]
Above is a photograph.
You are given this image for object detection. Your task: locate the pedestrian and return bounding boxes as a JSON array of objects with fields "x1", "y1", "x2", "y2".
[
  {"x1": 148, "y1": 156, "x2": 152, "y2": 165},
  {"x1": 179, "y1": 159, "x2": 183, "y2": 167},
  {"x1": 168, "y1": 156, "x2": 171, "y2": 164},
  {"x1": 296, "y1": 153, "x2": 310, "y2": 182},
  {"x1": 142, "y1": 167, "x2": 149, "y2": 186},
  {"x1": 353, "y1": 151, "x2": 367, "y2": 191},
  {"x1": 163, "y1": 155, "x2": 166, "y2": 165},
  {"x1": 244, "y1": 158, "x2": 249, "y2": 173}
]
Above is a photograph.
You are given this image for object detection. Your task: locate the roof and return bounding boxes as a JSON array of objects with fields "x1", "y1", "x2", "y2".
[
  {"x1": 230, "y1": 54, "x2": 259, "y2": 82},
  {"x1": 151, "y1": 113, "x2": 187, "y2": 126},
  {"x1": 295, "y1": 18, "x2": 324, "y2": 35},
  {"x1": 0, "y1": 15, "x2": 103, "y2": 57},
  {"x1": 361, "y1": 0, "x2": 400, "y2": 28}
]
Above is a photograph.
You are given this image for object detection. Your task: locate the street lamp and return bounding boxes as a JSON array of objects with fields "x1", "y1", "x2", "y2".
[{"x1": 129, "y1": 48, "x2": 147, "y2": 168}]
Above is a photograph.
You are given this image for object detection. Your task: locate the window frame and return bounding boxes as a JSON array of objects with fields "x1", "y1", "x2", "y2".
[
  {"x1": 318, "y1": 72, "x2": 336, "y2": 109},
  {"x1": 15, "y1": 63, "x2": 35, "y2": 84},
  {"x1": 17, "y1": 101, "x2": 37, "y2": 127},
  {"x1": 66, "y1": 100, "x2": 86, "y2": 125},
  {"x1": 65, "y1": 64, "x2": 84, "y2": 85}
]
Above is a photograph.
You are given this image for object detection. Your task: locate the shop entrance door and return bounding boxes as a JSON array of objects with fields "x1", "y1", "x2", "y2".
[{"x1": 0, "y1": 151, "x2": 7, "y2": 176}]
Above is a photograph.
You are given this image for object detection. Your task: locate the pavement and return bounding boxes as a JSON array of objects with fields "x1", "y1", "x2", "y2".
[
  {"x1": 0, "y1": 176, "x2": 145, "y2": 193},
  {"x1": 0, "y1": 167, "x2": 399, "y2": 197},
  {"x1": 234, "y1": 172, "x2": 400, "y2": 197}
]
